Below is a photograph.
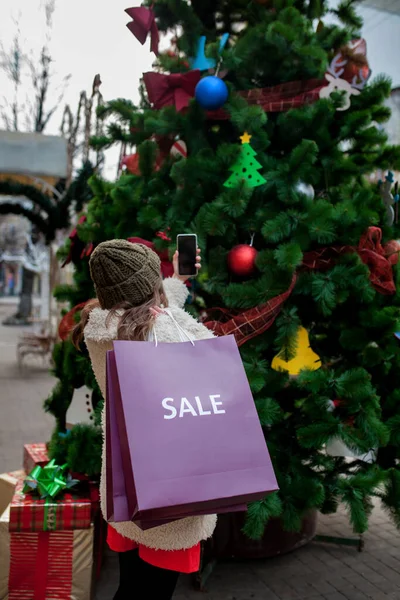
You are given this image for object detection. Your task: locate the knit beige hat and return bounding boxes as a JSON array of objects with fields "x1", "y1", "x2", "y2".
[{"x1": 89, "y1": 240, "x2": 161, "y2": 309}]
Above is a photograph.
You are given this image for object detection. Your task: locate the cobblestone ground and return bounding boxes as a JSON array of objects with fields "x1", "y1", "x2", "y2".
[{"x1": 0, "y1": 304, "x2": 399, "y2": 600}]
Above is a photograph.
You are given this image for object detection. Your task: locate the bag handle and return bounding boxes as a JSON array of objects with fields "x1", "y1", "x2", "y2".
[{"x1": 150, "y1": 308, "x2": 195, "y2": 347}]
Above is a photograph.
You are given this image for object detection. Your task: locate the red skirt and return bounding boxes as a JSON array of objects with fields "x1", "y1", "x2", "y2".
[{"x1": 107, "y1": 525, "x2": 200, "y2": 574}]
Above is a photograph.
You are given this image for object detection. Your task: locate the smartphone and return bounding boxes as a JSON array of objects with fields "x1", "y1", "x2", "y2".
[{"x1": 177, "y1": 234, "x2": 198, "y2": 277}]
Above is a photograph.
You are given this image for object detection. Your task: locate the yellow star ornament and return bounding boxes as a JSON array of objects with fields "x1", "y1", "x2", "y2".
[{"x1": 240, "y1": 132, "x2": 252, "y2": 144}]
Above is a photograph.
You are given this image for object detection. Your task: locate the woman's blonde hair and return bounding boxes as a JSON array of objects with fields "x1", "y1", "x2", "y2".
[{"x1": 72, "y1": 277, "x2": 168, "y2": 349}]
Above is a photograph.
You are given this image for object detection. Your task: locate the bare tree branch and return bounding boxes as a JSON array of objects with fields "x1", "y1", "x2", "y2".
[
  {"x1": 0, "y1": 0, "x2": 71, "y2": 322},
  {"x1": 0, "y1": 3, "x2": 70, "y2": 135}
]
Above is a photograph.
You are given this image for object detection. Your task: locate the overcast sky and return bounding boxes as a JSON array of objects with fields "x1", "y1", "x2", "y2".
[{"x1": 0, "y1": 0, "x2": 399, "y2": 180}]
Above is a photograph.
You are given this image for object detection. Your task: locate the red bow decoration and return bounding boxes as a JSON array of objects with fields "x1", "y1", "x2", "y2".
[
  {"x1": 127, "y1": 237, "x2": 174, "y2": 278},
  {"x1": 206, "y1": 227, "x2": 398, "y2": 346},
  {"x1": 58, "y1": 302, "x2": 88, "y2": 341},
  {"x1": 125, "y1": 6, "x2": 159, "y2": 55},
  {"x1": 143, "y1": 70, "x2": 201, "y2": 112}
]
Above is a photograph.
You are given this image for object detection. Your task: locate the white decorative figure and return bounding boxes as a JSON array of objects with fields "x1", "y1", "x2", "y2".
[
  {"x1": 319, "y1": 53, "x2": 370, "y2": 111},
  {"x1": 66, "y1": 386, "x2": 94, "y2": 427},
  {"x1": 379, "y1": 172, "x2": 395, "y2": 226}
]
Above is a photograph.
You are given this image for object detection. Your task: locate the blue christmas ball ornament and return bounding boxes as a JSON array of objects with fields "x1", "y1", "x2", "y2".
[{"x1": 195, "y1": 76, "x2": 229, "y2": 110}]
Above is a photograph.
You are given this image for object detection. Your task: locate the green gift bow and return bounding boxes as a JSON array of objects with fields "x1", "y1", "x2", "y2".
[{"x1": 23, "y1": 459, "x2": 79, "y2": 499}]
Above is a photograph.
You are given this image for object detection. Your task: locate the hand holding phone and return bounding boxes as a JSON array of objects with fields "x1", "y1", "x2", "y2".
[{"x1": 174, "y1": 234, "x2": 200, "y2": 281}]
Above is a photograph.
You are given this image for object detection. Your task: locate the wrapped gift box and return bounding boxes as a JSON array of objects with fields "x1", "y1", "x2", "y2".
[
  {"x1": 0, "y1": 505, "x2": 10, "y2": 600},
  {"x1": 8, "y1": 527, "x2": 94, "y2": 600},
  {"x1": 23, "y1": 442, "x2": 92, "y2": 484},
  {"x1": 23, "y1": 443, "x2": 49, "y2": 475},
  {"x1": 0, "y1": 471, "x2": 24, "y2": 516},
  {"x1": 0, "y1": 471, "x2": 23, "y2": 600},
  {"x1": 0, "y1": 470, "x2": 99, "y2": 600},
  {"x1": 9, "y1": 476, "x2": 92, "y2": 533}
]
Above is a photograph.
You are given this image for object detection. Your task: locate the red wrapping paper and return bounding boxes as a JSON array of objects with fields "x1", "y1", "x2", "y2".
[
  {"x1": 9, "y1": 531, "x2": 74, "y2": 599},
  {"x1": 8, "y1": 527, "x2": 94, "y2": 600},
  {"x1": 9, "y1": 477, "x2": 92, "y2": 533},
  {"x1": 23, "y1": 444, "x2": 49, "y2": 475}
]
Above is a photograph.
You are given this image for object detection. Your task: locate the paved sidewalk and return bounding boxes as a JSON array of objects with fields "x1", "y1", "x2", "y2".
[
  {"x1": 0, "y1": 305, "x2": 54, "y2": 473},
  {"x1": 96, "y1": 503, "x2": 400, "y2": 600},
  {"x1": 0, "y1": 304, "x2": 399, "y2": 600}
]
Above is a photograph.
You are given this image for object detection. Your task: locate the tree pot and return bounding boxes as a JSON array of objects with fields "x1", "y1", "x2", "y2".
[{"x1": 203, "y1": 510, "x2": 318, "y2": 561}]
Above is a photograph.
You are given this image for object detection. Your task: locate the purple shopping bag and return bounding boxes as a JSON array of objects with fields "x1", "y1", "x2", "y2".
[
  {"x1": 107, "y1": 334, "x2": 278, "y2": 527},
  {"x1": 106, "y1": 349, "x2": 247, "y2": 529},
  {"x1": 106, "y1": 351, "x2": 130, "y2": 523}
]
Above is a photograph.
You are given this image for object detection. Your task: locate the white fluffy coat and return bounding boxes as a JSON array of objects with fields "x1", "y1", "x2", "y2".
[{"x1": 84, "y1": 277, "x2": 217, "y2": 551}]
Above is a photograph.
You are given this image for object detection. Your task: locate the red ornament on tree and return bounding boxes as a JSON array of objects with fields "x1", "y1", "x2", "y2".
[
  {"x1": 227, "y1": 244, "x2": 258, "y2": 277},
  {"x1": 121, "y1": 153, "x2": 140, "y2": 175},
  {"x1": 58, "y1": 302, "x2": 88, "y2": 342},
  {"x1": 340, "y1": 39, "x2": 370, "y2": 83},
  {"x1": 121, "y1": 150, "x2": 165, "y2": 175}
]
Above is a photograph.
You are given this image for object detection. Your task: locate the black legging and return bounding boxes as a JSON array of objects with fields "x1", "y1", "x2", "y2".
[{"x1": 114, "y1": 549, "x2": 180, "y2": 600}]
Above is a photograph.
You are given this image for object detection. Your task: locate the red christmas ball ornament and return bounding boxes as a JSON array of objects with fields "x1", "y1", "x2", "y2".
[
  {"x1": 227, "y1": 244, "x2": 258, "y2": 277},
  {"x1": 170, "y1": 139, "x2": 187, "y2": 160}
]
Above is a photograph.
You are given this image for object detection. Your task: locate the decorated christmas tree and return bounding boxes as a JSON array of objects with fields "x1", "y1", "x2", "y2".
[{"x1": 46, "y1": 0, "x2": 400, "y2": 542}]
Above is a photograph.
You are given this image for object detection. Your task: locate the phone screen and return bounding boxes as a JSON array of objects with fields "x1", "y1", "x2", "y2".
[{"x1": 177, "y1": 235, "x2": 197, "y2": 276}]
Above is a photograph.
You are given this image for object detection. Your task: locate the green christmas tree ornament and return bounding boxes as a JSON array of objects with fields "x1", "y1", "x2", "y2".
[{"x1": 224, "y1": 133, "x2": 267, "y2": 188}]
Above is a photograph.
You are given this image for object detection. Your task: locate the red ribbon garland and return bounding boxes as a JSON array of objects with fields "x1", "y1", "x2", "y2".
[
  {"x1": 206, "y1": 274, "x2": 297, "y2": 347},
  {"x1": 125, "y1": 6, "x2": 159, "y2": 55},
  {"x1": 208, "y1": 78, "x2": 325, "y2": 118},
  {"x1": 142, "y1": 72, "x2": 323, "y2": 116},
  {"x1": 205, "y1": 228, "x2": 399, "y2": 346},
  {"x1": 302, "y1": 227, "x2": 398, "y2": 295},
  {"x1": 143, "y1": 70, "x2": 201, "y2": 112}
]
